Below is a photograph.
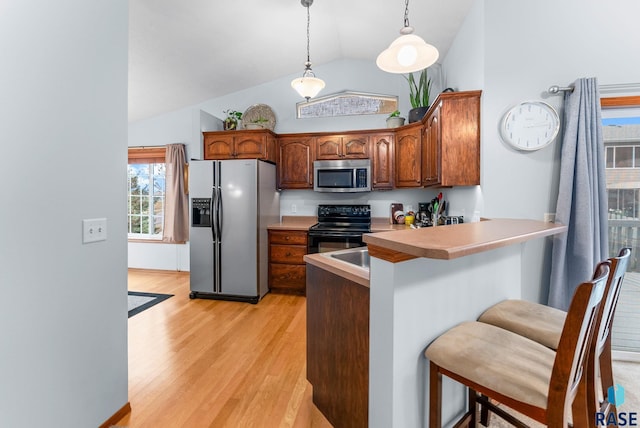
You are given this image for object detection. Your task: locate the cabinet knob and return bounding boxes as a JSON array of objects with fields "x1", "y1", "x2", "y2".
[{"x1": 285, "y1": 252, "x2": 292, "y2": 257}]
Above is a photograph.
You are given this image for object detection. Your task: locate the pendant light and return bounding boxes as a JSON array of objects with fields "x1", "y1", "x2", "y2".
[
  {"x1": 376, "y1": 0, "x2": 439, "y2": 74},
  {"x1": 291, "y1": 0, "x2": 325, "y2": 101}
]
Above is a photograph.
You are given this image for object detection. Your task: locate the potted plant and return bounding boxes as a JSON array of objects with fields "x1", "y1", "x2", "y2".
[
  {"x1": 386, "y1": 110, "x2": 405, "y2": 128},
  {"x1": 405, "y1": 69, "x2": 432, "y2": 123},
  {"x1": 223, "y1": 109, "x2": 242, "y2": 130},
  {"x1": 244, "y1": 117, "x2": 269, "y2": 130}
]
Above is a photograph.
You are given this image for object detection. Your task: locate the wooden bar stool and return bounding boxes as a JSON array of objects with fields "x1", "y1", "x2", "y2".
[
  {"x1": 478, "y1": 248, "x2": 630, "y2": 426},
  {"x1": 425, "y1": 260, "x2": 611, "y2": 427}
]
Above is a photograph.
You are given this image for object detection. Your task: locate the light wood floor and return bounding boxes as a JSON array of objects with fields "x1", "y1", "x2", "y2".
[{"x1": 116, "y1": 269, "x2": 332, "y2": 428}]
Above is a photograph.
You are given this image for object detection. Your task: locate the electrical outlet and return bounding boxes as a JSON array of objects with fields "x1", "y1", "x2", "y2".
[
  {"x1": 83, "y1": 218, "x2": 107, "y2": 243},
  {"x1": 543, "y1": 213, "x2": 556, "y2": 223},
  {"x1": 291, "y1": 204, "x2": 297, "y2": 213}
]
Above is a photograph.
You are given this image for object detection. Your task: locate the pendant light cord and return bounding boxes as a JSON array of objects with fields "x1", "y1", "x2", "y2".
[
  {"x1": 403, "y1": 0, "x2": 410, "y2": 28},
  {"x1": 306, "y1": 5, "x2": 311, "y2": 65}
]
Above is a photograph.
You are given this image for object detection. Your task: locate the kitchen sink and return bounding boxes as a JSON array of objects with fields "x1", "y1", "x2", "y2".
[{"x1": 329, "y1": 247, "x2": 370, "y2": 269}]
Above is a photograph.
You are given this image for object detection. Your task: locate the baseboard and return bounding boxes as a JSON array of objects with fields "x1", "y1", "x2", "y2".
[
  {"x1": 99, "y1": 402, "x2": 131, "y2": 428},
  {"x1": 128, "y1": 267, "x2": 189, "y2": 274}
]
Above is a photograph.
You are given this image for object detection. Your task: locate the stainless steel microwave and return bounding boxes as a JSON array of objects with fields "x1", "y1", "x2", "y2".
[{"x1": 313, "y1": 159, "x2": 371, "y2": 192}]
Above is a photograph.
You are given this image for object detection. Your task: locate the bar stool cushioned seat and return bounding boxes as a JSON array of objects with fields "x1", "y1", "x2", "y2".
[
  {"x1": 478, "y1": 248, "x2": 630, "y2": 353},
  {"x1": 425, "y1": 260, "x2": 611, "y2": 427},
  {"x1": 478, "y1": 299, "x2": 565, "y2": 349},
  {"x1": 425, "y1": 321, "x2": 556, "y2": 411}
]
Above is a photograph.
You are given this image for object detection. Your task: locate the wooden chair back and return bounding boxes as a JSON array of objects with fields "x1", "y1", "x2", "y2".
[
  {"x1": 587, "y1": 247, "x2": 631, "y2": 424},
  {"x1": 547, "y1": 260, "x2": 611, "y2": 425},
  {"x1": 594, "y1": 248, "x2": 631, "y2": 361}
]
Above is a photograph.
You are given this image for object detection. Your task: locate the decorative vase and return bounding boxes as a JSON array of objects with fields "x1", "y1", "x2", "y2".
[
  {"x1": 386, "y1": 117, "x2": 406, "y2": 128},
  {"x1": 223, "y1": 119, "x2": 238, "y2": 130},
  {"x1": 408, "y1": 106, "x2": 429, "y2": 123}
]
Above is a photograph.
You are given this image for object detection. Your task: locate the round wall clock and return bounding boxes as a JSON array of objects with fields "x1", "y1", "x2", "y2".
[{"x1": 499, "y1": 101, "x2": 560, "y2": 151}]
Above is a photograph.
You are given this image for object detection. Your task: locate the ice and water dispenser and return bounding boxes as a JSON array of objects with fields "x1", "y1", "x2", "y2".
[{"x1": 191, "y1": 198, "x2": 211, "y2": 227}]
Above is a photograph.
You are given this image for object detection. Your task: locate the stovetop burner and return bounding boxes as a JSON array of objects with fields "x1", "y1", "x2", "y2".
[{"x1": 309, "y1": 204, "x2": 371, "y2": 234}]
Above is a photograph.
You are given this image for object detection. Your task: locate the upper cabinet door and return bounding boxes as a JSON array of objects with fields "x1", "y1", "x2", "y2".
[
  {"x1": 394, "y1": 125, "x2": 422, "y2": 187},
  {"x1": 204, "y1": 134, "x2": 234, "y2": 159},
  {"x1": 277, "y1": 137, "x2": 315, "y2": 189},
  {"x1": 343, "y1": 135, "x2": 370, "y2": 158},
  {"x1": 316, "y1": 134, "x2": 370, "y2": 159},
  {"x1": 316, "y1": 136, "x2": 343, "y2": 160},
  {"x1": 372, "y1": 134, "x2": 394, "y2": 190},
  {"x1": 235, "y1": 134, "x2": 267, "y2": 159},
  {"x1": 438, "y1": 92, "x2": 481, "y2": 187},
  {"x1": 422, "y1": 105, "x2": 441, "y2": 186}
]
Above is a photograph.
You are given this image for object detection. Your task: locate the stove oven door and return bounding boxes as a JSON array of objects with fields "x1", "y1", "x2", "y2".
[{"x1": 307, "y1": 231, "x2": 366, "y2": 254}]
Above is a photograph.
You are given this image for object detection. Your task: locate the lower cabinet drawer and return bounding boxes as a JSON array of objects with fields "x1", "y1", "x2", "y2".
[
  {"x1": 269, "y1": 264, "x2": 306, "y2": 294},
  {"x1": 270, "y1": 244, "x2": 306, "y2": 264},
  {"x1": 269, "y1": 230, "x2": 308, "y2": 245}
]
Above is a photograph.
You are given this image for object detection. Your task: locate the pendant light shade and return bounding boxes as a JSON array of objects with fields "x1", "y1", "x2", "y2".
[
  {"x1": 376, "y1": 1, "x2": 439, "y2": 74},
  {"x1": 291, "y1": 0, "x2": 325, "y2": 101},
  {"x1": 291, "y1": 62, "x2": 325, "y2": 100}
]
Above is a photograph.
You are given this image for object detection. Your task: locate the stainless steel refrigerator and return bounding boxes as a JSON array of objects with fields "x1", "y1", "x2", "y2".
[{"x1": 189, "y1": 159, "x2": 279, "y2": 303}]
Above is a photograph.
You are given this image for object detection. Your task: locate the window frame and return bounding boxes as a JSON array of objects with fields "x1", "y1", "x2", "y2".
[{"x1": 127, "y1": 147, "x2": 166, "y2": 242}]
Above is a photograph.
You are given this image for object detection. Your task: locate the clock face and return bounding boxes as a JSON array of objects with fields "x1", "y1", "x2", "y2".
[{"x1": 500, "y1": 101, "x2": 560, "y2": 151}]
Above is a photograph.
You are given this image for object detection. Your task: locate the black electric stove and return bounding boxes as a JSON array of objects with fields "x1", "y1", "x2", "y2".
[{"x1": 308, "y1": 205, "x2": 371, "y2": 253}]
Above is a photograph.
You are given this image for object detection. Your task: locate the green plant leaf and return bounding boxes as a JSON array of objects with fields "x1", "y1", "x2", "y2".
[{"x1": 404, "y1": 69, "x2": 432, "y2": 109}]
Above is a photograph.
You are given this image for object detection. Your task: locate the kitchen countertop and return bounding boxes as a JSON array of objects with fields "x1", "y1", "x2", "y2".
[
  {"x1": 267, "y1": 216, "x2": 316, "y2": 231},
  {"x1": 304, "y1": 250, "x2": 369, "y2": 287},
  {"x1": 363, "y1": 218, "x2": 567, "y2": 261}
]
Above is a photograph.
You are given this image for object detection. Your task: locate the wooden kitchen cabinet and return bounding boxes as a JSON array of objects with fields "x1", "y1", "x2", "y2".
[
  {"x1": 422, "y1": 105, "x2": 440, "y2": 186},
  {"x1": 277, "y1": 136, "x2": 315, "y2": 189},
  {"x1": 316, "y1": 134, "x2": 369, "y2": 160},
  {"x1": 201, "y1": 90, "x2": 481, "y2": 190},
  {"x1": 371, "y1": 133, "x2": 394, "y2": 190},
  {"x1": 421, "y1": 91, "x2": 481, "y2": 187},
  {"x1": 203, "y1": 130, "x2": 276, "y2": 161},
  {"x1": 268, "y1": 230, "x2": 308, "y2": 295},
  {"x1": 394, "y1": 123, "x2": 422, "y2": 187}
]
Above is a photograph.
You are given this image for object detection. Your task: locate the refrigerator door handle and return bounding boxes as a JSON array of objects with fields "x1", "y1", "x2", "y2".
[
  {"x1": 211, "y1": 187, "x2": 218, "y2": 241},
  {"x1": 217, "y1": 186, "x2": 223, "y2": 239},
  {"x1": 213, "y1": 161, "x2": 222, "y2": 293}
]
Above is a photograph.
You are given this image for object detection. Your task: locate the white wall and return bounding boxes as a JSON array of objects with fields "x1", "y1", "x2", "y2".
[
  {"x1": 445, "y1": 0, "x2": 640, "y2": 302},
  {"x1": 196, "y1": 59, "x2": 445, "y2": 135},
  {"x1": 280, "y1": 187, "x2": 481, "y2": 221},
  {"x1": 0, "y1": 2, "x2": 128, "y2": 426}
]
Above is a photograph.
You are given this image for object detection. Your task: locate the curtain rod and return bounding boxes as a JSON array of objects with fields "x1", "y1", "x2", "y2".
[
  {"x1": 548, "y1": 85, "x2": 574, "y2": 94},
  {"x1": 548, "y1": 82, "x2": 640, "y2": 95}
]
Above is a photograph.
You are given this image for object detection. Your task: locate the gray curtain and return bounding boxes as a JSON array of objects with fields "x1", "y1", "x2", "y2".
[
  {"x1": 163, "y1": 144, "x2": 189, "y2": 243},
  {"x1": 548, "y1": 78, "x2": 608, "y2": 310}
]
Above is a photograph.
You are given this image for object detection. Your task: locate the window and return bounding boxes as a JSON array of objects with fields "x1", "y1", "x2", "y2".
[
  {"x1": 605, "y1": 145, "x2": 640, "y2": 168},
  {"x1": 128, "y1": 147, "x2": 166, "y2": 240},
  {"x1": 602, "y1": 95, "x2": 640, "y2": 357}
]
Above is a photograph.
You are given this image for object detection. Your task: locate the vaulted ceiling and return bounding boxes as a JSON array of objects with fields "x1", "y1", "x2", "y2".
[{"x1": 128, "y1": 0, "x2": 474, "y2": 122}]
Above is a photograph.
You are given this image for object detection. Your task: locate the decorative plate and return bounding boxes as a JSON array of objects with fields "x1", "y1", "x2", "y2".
[{"x1": 242, "y1": 104, "x2": 276, "y2": 131}]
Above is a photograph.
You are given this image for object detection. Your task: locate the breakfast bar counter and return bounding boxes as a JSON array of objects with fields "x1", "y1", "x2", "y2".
[
  {"x1": 363, "y1": 218, "x2": 566, "y2": 261},
  {"x1": 305, "y1": 218, "x2": 566, "y2": 428}
]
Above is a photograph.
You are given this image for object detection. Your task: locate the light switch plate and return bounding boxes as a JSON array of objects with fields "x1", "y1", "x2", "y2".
[{"x1": 83, "y1": 218, "x2": 107, "y2": 243}]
